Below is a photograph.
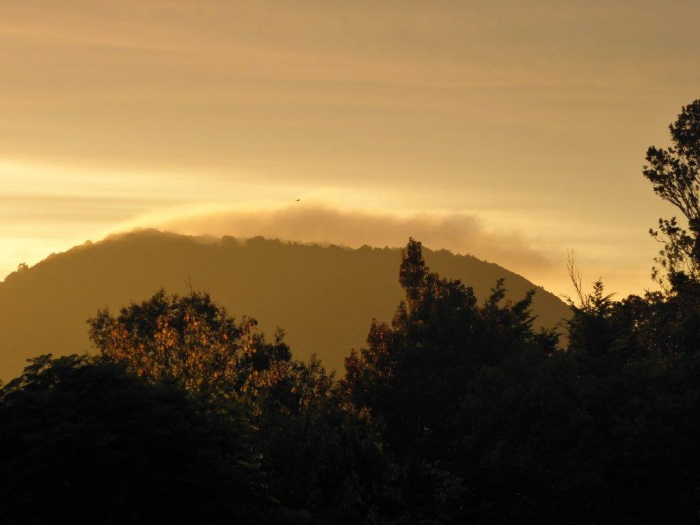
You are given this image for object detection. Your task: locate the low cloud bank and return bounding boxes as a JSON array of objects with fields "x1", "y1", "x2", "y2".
[{"x1": 124, "y1": 203, "x2": 556, "y2": 280}]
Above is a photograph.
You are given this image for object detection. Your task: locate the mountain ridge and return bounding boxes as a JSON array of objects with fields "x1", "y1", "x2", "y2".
[{"x1": 0, "y1": 229, "x2": 570, "y2": 381}]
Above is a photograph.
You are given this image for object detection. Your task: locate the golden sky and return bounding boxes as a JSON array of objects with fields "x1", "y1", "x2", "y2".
[{"x1": 2, "y1": 0, "x2": 699, "y2": 297}]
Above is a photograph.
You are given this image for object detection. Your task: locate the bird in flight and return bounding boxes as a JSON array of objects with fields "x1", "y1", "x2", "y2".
[{"x1": 296, "y1": 199, "x2": 301, "y2": 202}]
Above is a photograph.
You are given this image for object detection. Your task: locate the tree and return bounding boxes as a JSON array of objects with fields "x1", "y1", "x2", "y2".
[
  {"x1": 88, "y1": 290, "x2": 399, "y2": 524},
  {"x1": 87, "y1": 290, "x2": 291, "y2": 402},
  {"x1": 343, "y1": 238, "x2": 560, "y2": 522},
  {"x1": 344, "y1": 239, "x2": 557, "y2": 455},
  {"x1": 641, "y1": 101, "x2": 700, "y2": 356},
  {"x1": 644, "y1": 99, "x2": 700, "y2": 288},
  {"x1": 254, "y1": 357, "x2": 399, "y2": 523},
  {"x1": 0, "y1": 354, "x2": 264, "y2": 524}
]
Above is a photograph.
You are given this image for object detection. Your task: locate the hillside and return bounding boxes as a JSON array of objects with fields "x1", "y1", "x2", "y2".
[{"x1": 0, "y1": 230, "x2": 570, "y2": 381}]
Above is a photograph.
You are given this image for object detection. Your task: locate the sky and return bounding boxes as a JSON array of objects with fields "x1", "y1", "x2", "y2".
[{"x1": 1, "y1": 0, "x2": 699, "y2": 297}]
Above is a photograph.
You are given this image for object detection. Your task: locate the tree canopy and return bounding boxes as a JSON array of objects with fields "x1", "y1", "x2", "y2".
[{"x1": 0, "y1": 355, "x2": 261, "y2": 524}]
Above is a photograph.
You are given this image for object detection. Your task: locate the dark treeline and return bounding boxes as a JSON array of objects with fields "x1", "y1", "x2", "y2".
[{"x1": 2, "y1": 101, "x2": 700, "y2": 524}]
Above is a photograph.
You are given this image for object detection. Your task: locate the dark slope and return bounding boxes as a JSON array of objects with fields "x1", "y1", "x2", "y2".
[{"x1": 0, "y1": 230, "x2": 570, "y2": 381}]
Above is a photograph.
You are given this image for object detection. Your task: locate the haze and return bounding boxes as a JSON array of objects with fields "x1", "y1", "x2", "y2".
[{"x1": 2, "y1": 0, "x2": 699, "y2": 296}]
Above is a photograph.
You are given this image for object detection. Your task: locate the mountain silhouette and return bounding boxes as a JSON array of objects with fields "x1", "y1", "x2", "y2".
[{"x1": 0, "y1": 229, "x2": 570, "y2": 381}]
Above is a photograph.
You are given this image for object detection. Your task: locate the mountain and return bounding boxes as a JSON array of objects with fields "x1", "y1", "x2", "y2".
[{"x1": 0, "y1": 230, "x2": 570, "y2": 382}]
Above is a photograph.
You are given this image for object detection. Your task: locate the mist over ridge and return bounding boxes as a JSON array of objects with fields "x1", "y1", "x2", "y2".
[{"x1": 119, "y1": 202, "x2": 558, "y2": 280}]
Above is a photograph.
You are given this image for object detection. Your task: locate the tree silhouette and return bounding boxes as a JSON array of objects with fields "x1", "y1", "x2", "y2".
[
  {"x1": 0, "y1": 354, "x2": 263, "y2": 524},
  {"x1": 343, "y1": 238, "x2": 560, "y2": 521},
  {"x1": 644, "y1": 99, "x2": 700, "y2": 288},
  {"x1": 88, "y1": 290, "x2": 397, "y2": 523}
]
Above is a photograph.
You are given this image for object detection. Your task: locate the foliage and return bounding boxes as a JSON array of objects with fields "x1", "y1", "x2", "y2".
[
  {"x1": 343, "y1": 238, "x2": 557, "y2": 456},
  {"x1": 255, "y1": 357, "x2": 399, "y2": 523},
  {"x1": 343, "y1": 238, "x2": 560, "y2": 522},
  {"x1": 644, "y1": 99, "x2": 700, "y2": 287},
  {"x1": 88, "y1": 290, "x2": 291, "y2": 401},
  {"x1": 87, "y1": 290, "x2": 397, "y2": 524},
  {"x1": 0, "y1": 354, "x2": 262, "y2": 524}
]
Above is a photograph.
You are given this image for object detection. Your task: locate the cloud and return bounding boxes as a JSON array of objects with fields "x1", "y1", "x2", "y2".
[{"x1": 122, "y1": 203, "x2": 555, "y2": 279}]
